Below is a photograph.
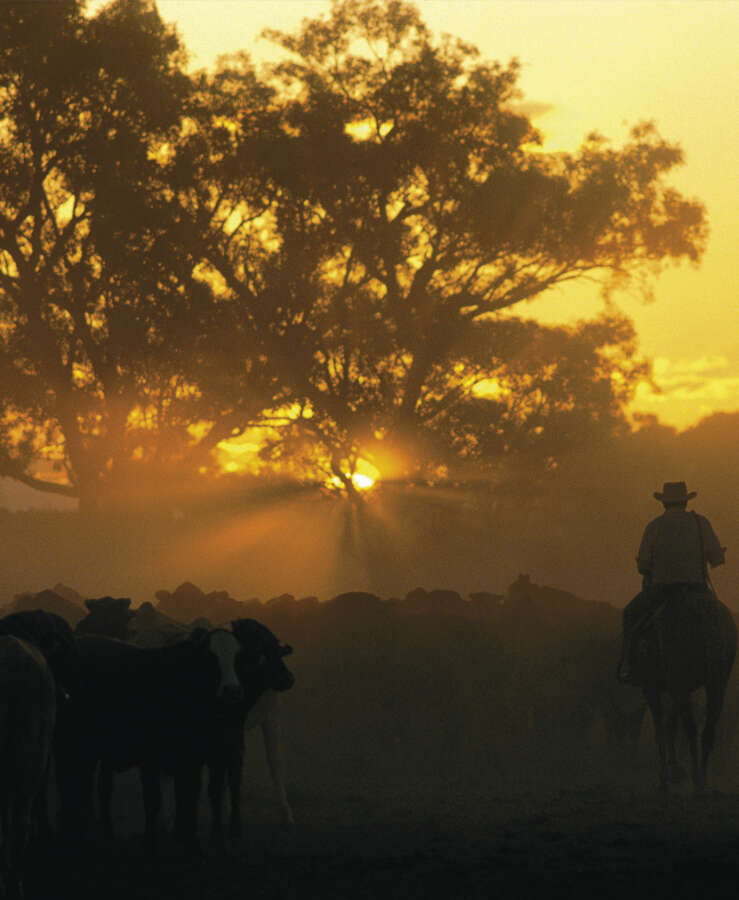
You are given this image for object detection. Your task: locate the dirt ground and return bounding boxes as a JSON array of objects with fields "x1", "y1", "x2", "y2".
[{"x1": 26, "y1": 766, "x2": 739, "y2": 900}]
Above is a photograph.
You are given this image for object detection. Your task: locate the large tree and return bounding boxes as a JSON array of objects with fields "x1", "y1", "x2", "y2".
[
  {"x1": 0, "y1": 0, "x2": 282, "y2": 508},
  {"x1": 191, "y1": 0, "x2": 705, "y2": 493},
  {"x1": 0, "y1": 0, "x2": 708, "y2": 507},
  {"x1": 0, "y1": 0, "x2": 191, "y2": 506}
]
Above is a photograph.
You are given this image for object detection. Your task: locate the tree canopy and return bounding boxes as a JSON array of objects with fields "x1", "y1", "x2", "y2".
[
  {"x1": 0, "y1": 0, "x2": 196, "y2": 506},
  {"x1": 0, "y1": 0, "x2": 707, "y2": 507}
]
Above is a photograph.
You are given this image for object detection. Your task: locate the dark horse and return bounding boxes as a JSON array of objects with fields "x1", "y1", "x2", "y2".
[{"x1": 625, "y1": 588, "x2": 737, "y2": 792}]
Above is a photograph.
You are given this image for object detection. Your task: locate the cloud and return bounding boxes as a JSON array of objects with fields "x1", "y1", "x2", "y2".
[
  {"x1": 510, "y1": 100, "x2": 556, "y2": 120},
  {"x1": 631, "y1": 355, "x2": 739, "y2": 428},
  {"x1": 648, "y1": 356, "x2": 739, "y2": 398},
  {"x1": 652, "y1": 355, "x2": 732, "y2": 378}
]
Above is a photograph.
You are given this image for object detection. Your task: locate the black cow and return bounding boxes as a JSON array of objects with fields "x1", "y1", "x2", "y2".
[
  {"x1": 0, "y1": 609, "x2": 79, "y2": 844},
  {"x1": 0, "y1": 636, "x2": 56, "y2": 899},
  {"x1": 56, "y1": 628, "x2": 245, "y2": 853},
  {"x1": 78, "y1": 603, "x2": 296, "y2": 839},
  {"x1": 57, "y1": 621, "x2": 294, "y2": 853},
  {"x1": 208, "y1": 619, "x2": 295, "y2": 839}
]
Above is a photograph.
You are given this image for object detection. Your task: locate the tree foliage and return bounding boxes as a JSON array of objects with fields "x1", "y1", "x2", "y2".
[
  {"x1": 0, "y1": 0, "x2": 708, "y2": 506},
  {"x1": 191, "y1": 0, "x2": 704, "y2": 491},
  {"x1": 0, "y1": 0, "x2": 195, "y2": 505}
]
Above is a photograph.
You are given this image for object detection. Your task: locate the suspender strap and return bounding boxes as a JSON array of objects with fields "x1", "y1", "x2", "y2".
[
  {"x1": 693, "y1": 511, "x2": 715, "y2": 594},
  {"x1": 693, "y1": 511, "x2": 705, "y2": 583}
]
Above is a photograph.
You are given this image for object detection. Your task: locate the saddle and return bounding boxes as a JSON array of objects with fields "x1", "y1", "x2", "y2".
[{"x1": 618, "y1": 584, "x2": 717, "y2": 686}]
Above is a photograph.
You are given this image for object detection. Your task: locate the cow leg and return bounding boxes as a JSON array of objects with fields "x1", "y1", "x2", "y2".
[
  {"x1": 139, "y1": 764, "x2": 162, "y2": 856},
  {"x1": 208, "y1": 722, "x2": 243, "y2": 843},
  {"x1": 1, "y1": 797, "x2": 13, "y2": 898},
  {"x1": 30, "y1": 763, "x2": 52, "y2": 843},
  {"x1": 6, "y1": 758, "x2": 45, "y2": 900},
  {"x1": 174, "y1": 765, "x2": 202, "y2": 855},
  {"x1": 2, "y1": 803, "x2": 23, "y2": 900},
  {"x1": 227, "y1": 738, "x2": 243, "y2": 838},
  {"x1": 54, "y1": 761, "x2": 76, "y2": 838},
  {"x1": 55, "y1": 741, "x2": 96, "y2": 840},
  {"x1": 0, "y1": 793, "x2": 20, "y2": 900},
  {"x1": 9, "y1": 788, "x2": 35, "y2": 900},
  {"x1": 66, "y1": 760, "x2": 96, "y2": 839},
  {"x1": 98, "y1": 762, "x2": 114, "y2": 840},
  {"x1": 262, "y1": 716, "x2": 293, "y2": 825},
  {"x1": 207, "y1": 759, "x2": 226, "y2": 844},
  {"x1": 0, "y1": 702, "x2": 12, "y2": 894}
]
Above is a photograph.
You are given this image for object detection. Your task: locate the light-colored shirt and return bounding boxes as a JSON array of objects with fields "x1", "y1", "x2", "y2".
[{"x1": 636, "y1": 508, "x2": 725, "y2": 585}]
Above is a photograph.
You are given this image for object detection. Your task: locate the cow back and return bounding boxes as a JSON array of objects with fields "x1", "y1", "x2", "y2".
[
  {"x1": 0, "y1": 636, "x2": 56, "y2": 781},
  {"x1": 0, "y1": 609, "x2": 77, "y2": 689},
  {"x1": 65, "y1": 634, "x2": 221, "y2": 773}
]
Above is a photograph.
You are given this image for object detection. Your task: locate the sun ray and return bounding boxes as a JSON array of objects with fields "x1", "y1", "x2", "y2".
[{"x1": 160, "y1": 490, "x2": 347, "y2": 598}]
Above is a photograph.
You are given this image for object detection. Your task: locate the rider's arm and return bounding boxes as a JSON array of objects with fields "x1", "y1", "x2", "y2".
[
  {"x1": 636, "y1": 521, "x2": 655, "y2": 581},
  {"x1": 701, "y1": 516, "x2": 726, "y2": 568}
]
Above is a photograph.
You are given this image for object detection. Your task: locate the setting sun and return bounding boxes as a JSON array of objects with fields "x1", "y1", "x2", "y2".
[
  {"x1": 351, "y1": 473, "x2": 376, "y2": 491},
  {"x1": 329, "y1": 460, "x2": 380, "y2": 493}
]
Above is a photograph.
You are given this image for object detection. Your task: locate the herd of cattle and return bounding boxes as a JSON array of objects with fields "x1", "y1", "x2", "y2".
[
  {"x1": 5, "y1": 575, "x2": 735, "y2": 898},
  {"x1": 0, "y1": 588, "x2": 295, "y2": 899}
]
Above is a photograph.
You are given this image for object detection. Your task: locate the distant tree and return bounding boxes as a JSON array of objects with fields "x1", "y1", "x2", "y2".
[{"x1": 193, "y1": 0, "x2": 706, "y2": 492}]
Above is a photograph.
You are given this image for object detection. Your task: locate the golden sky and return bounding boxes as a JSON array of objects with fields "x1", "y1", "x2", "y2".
[{"x1": 97, "y1": 0, "x2": 738, "y2": 430}]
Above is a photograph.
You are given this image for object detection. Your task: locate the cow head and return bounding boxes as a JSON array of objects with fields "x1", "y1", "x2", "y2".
[
  {"x1": 195, "y1": 628, "x2": 245, "y2": 704},
  {"x1": 231, "y1": 618, "x2": 295, "y2": 694},
  {"x1": 76, "y1": 597, "x2": 135, "y2": 640}
]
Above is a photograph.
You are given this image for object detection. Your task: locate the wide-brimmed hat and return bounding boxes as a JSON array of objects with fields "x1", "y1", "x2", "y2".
[{"x1": 654, "y1": 481, "x2": 696, "y2": 503}]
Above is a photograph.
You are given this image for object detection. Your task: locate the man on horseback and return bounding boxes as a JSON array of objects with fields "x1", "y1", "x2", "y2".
[{"x1": 618, "y1": 480, "x2": 726, "y2": 684}]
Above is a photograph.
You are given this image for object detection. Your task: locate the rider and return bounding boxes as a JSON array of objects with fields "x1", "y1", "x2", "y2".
[{"x1": 618, "y1": 481, "x2": 726, "y2": 684}]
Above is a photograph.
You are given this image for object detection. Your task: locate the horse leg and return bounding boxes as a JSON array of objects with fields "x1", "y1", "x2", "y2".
[
  {"x1": 701, "y1": 678, "x2": 728, "y2": 791},
  {"x1": 677, "y1": 695, "x2": 699, "y2": 788},
  {"x1": 664, "y1": 699, "x2": 685, "y2": 784},
  {"x1": 645, "y1": 690, "x2": 669, "y2": 791}
]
